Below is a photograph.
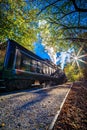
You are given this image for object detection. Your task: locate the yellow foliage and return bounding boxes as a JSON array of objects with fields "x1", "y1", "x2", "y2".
[{"x1": 64, "y1": 64, "x2": 84, "y2": 81}]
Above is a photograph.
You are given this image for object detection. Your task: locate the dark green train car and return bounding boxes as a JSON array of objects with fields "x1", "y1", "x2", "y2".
[{"x1": 0, "y1": 40, "x2": 67, "y2": 90}]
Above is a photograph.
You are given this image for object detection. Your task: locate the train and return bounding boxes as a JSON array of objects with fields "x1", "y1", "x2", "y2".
[{"x1": 0, "y1": 39, "x2": 67, "y2": 90}]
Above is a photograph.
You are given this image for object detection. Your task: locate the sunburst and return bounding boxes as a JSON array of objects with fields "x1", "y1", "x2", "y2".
[{"x1": 70, "y1": 46, "x2": 87, "y2": 69}]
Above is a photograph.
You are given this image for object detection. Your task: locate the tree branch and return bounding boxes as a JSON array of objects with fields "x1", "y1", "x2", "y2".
[
  {"x1": 71, "y1": 0, "x2": 87, "y2": 12},
  {"x1": 57, "y1": 37, "x2": 87, "y2": 42},
  {"x1": 63, "y1": 26, "x2": 87, "y2": 30},
  {"x1": 37, "y1": 0, "x2": 61, "y2": 15},
  {"x1": 48, "y1": 17, "x2": 87, "y2": 30},
  {"x1": 56, "y1": 10, "x2": 77, "y2": 21}
]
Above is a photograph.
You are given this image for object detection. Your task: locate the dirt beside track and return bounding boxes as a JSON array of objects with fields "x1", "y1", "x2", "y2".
[{"x1": 53, "y1": 81, "x2": 87, "y2": 130}]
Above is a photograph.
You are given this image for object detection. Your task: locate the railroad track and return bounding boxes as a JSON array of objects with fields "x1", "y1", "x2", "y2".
[{"x1": 0, "y1": 83, "x2": 72, "y2": 130}]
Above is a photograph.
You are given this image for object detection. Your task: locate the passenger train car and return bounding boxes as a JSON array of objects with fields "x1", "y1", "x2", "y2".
[{"x1": 0, "y1": 39, "x2": 67, "y2": 90}]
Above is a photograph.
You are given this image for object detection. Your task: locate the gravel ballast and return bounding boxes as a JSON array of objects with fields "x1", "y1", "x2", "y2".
[{"x1": 0, "y1": 84, "x2": 71, "y2": 130}]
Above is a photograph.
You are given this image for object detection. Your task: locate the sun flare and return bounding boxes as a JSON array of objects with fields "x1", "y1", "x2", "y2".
[{"x1": 70, "y1": 46, "x2": 87, "y2": 69}]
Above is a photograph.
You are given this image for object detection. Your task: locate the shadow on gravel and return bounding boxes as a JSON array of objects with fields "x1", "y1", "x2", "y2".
[
  {"x1": 10, "y1": 84, "x2": 70, "y2": 110},
  {"x1": 20, "y1": 89, "x2": 50, "y2": 110},
  {"x1": 19, "y1": 85, "x2": 70, "y2": 110},
  {"x1": 0, "y1": 85, "x2": 44, "y2": 97}
]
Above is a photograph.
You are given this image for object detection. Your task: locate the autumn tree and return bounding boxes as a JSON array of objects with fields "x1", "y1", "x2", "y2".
[
  {"x1": 0, "y1": 0, "x2": 38, "y2": 50},
  {"x1": 35, "y1": 0, "x2": 87, "y2": 52}
]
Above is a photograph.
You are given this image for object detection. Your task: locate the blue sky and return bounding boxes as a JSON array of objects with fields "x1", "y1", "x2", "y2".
[
  {"x1": 34, "y1": 36, "x2": 72, "y2": 69},
  {"x1": 34, "y1": 36, "x2": 51, "y2": 60},
  {"x1": 34, "y1": 42, "x2": 51, "y2": 60}
]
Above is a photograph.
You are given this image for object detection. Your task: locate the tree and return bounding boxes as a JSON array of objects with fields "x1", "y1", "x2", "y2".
[
  {"x1": 64, "y1": 63, "x2": 84, "y2": 81},
  {"x1": 36, "y1": 0, "x2": 87, "y2": 52},
  {"x1": 0, "y1": 0, "x2": 38, "y2": 50}
]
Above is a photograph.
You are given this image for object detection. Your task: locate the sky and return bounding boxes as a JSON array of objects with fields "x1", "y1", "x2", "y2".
[
  {"x1": 34, "y1": 42, "x2": 51, "y2": 60},
  {"x1": 34, "y1": 36, "x2": 71, "y2": 69}
]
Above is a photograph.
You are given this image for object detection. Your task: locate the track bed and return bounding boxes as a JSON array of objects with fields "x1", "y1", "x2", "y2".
[{"x1": 0, "y1": 83, "x2": 71, "y2": 130}]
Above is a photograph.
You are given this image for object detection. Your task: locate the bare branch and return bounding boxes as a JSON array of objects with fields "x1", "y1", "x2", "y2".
[
  {"x1": 56, "y1": 10, "x2": 77, "y2": 21},
  {"x1": 48, "y1": 17, "x2": 87, "y2": 30},
  {"x1": 63, "y1": 26, "x2": 87, "y2": 30},
  {"x1": 48, "y1": 17, "x2": 68, "y2": 27},
  {"x1": 71, "y1": 0, "x2": 87, "y2": 12},
  {"x1": 57, "y1": 37, "x2": 87, "y2": 42},
  {"x1": 37, "y1": 0, "x2": 61, "y2": 15}
]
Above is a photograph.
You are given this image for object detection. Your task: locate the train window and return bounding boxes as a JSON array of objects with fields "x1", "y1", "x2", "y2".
[
  {"x1": 49, "y1": 67, "x2": 51, "y2": 74},
  {"x1": 15, "y1": 48, "x2": 49, "y2": 74},
  {"x1": 43, "y1": 64, "x2": 45, "y2": 74},
  {"x1": 45, "y1": 66, "x2": 47, "y2": 74},
  {"x1": 41, "y1": 64, "x2": 44, "y2": 74},
  {"x1": 21, "y1": 55, "x2": 32, "y2": 71},
  {"x1": 52, "y1": 69, "x2": 54, "y2": 73},
  {"x1": 15, "y1": 49, "x2": 21, "y2": 69},
  {"x1": 0, "y1": 42, "x2": 7, "y2": 70},
  {"x1": 36, "y1": 61, "x2": 41, "y2": 73},
  {"x1": 50, "y1": 68, "x2": 52, "y2": 74},
  {"x1": 40, "y1": 63, "x2": 43, "y2": 74},
  {"x1": 43, "y1": 65, "x2": 48, "y2": 74},
  {"x1": 47, "y1": 66, "x2": 49, "y2": 74},
  {"x1": 50, "y1": 67, "x2": 52, "y2": 75},
  {"x1": 30, "y1": 60, "x2": 37, "y2": 72},
  {"x1": 36, "y1": 61, "x2": 44, "y2": 74},
  {"x1": 15, "y1": 49, "x2": 32, "y2": 71},
  {"x1": 43, "y1": 65, "x2": 46, "y2": 74},
  {"x1": 46, "y1": 66, "x2": 48, "y2": 74},
  {"x1": 48, "y1": 67, "x2": 51, "y2": 75},
  {"x1": 6, "y1": 43, "x2": 15, "y2": 69},
  {"x1": 53, "y1": 69, "x2": 55, "y2": 73}
]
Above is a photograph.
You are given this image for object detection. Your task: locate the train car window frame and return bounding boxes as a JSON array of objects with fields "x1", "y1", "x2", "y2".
[
  {"x1": 15, "y1": 48, "x2": 33, "y2": 71},
  {"x1": 14, "y1": 45, "x2": 55, "y2": 76},
  {"x1": 4, "y1": 42, "x2": 16, "y2": 69},
  {"x1": 15, "y1": 48, "x2": 43, "y2": 73},
  {"x1": 0, "y1": 42, "x2": 7, "y2": 70}
]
